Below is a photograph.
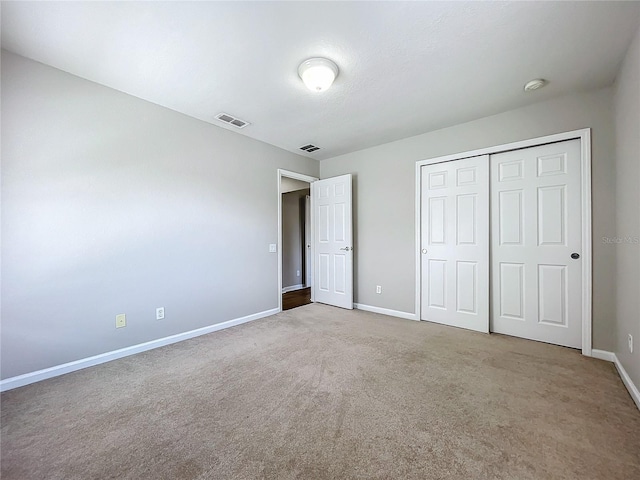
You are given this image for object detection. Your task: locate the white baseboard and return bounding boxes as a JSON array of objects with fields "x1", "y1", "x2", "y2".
[
  {"x1": 282, "y1": 284, "x2": 305, "y2": 294},
  {"x1": 591, "y1": 349, "x2": 616, "y2": 362},
  {"x1": 613, "y1": 356, "x2": 640, "y2": 411},
  {"x1": 590, "y1": 349, "x2": 640, "y2": 411},
  {"x1": 354, "y1": 303, "x2": 418, "y2": 321},
  {"x1": 0, "y1": 307, "x2": 279, "y2": 392}
]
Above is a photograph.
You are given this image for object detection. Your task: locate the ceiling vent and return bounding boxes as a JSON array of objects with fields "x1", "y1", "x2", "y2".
[
  {"x1": 299, "y1": 144, "x2": 321, "y2": 153},
  {"x1": 215, "y1": 112, "x2": 250, "y2": 129}
]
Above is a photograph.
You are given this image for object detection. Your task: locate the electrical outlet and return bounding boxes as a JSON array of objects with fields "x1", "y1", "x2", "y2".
[
  {"x1": 629, "y1": 334, "x2": 633, "y2": 353},
  {"x1": 376, "y1": 285, "x2": 382, "y2": 294},
  {"x1": 115, "y1": 314, "x2": 126, "y2": 328},
  {"x1": 156, "y1": 307, "x2": 165, "y2": 320},
  {"x1": 269, "y1": 244, "x2": 277, "y2": 253},
  {"x1": 296, "y1": 270, "x2": 300, "y2": 277}
]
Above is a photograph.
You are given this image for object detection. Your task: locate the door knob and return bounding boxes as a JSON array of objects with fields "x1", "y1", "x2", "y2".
[
  {"x1": 340, "y1": 247, "x2": 352, "y2": 251},
  {"x1": 422, "y1": 249, "x2": 427, "y2": 254},
  {"x1": 571, "y1": 253, "x2": 580, "y2": 259}
]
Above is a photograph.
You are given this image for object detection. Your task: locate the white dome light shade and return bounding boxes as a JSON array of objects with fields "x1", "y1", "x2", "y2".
[
  {"x1": 298, "y1": 58, "x2": 339, "y2": 92},
  {"x1": 524, "y1": 78, "x2": 548, "y2": 91}
]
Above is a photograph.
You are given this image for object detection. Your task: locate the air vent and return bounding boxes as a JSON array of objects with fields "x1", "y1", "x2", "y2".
[
  {"x1": 215, "y1": 112, "x2": 250, "y2": 129},
  {"x1": 300, "y1": 144, "x2": 321, "y2": 153}
]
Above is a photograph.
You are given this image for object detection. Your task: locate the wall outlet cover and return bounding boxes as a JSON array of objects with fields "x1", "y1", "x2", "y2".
[
  {"x1": 115, "y1": 314, "x2": 126, "y2": 328},
  {"x1": 156, "y1": 307, "x2": 165, "y2": 320}
]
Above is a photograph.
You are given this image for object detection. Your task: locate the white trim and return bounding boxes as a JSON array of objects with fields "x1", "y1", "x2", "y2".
[
  {"x1": 354, "y1": 303, "x2": 418, "y2": 321},
  {"x1": 414, "y1": 159, "x2": 422, "y2": 322},
  {"x1": 305, "y1": 195, "x2": 312, "y2": 287},
  {"x1": 614, "y1": 356, "x2": 640, "y2": 411},
  {"x1": 0, "y1": 307, "x2": 279, "y2": 392},
  {"x1": 282, "y1": 284, "x2": 305, "y2": 293},
  {"x1": 591, "y1": 350, "x2": 640, "y2": 411},
  {"x1": 415, "y1": 129, "x2": 592, "y2": 168},
  {"x1": 415, "y1": 129, "x2": 593, "y2": 355},
  {"x1": 277, "y1": 169, "x2": 318, "y2": 313},
  {"x1": 580, "y1": 129, "x2": 593, "y2": 356},
  {"x1": 591, "y1": 349, "x2": 616, "y2": 362}
]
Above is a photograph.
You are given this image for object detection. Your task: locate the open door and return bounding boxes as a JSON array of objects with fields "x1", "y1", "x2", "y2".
[{"x1": 312, "y1": 174, "x2": 353, "y2": 309}]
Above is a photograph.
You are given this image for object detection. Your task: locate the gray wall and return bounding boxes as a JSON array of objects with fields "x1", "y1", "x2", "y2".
[
  {"x1": 613, "y1": 25, "x2": 640, "y2": 388},
  {"x1": 282, "y1": 189, "x2": 309, "y2": 289},
  {"x1": 320, "y1": 87, "x2": 616, "y2": 351},
  {"x1": 0, "y1": 51, "x2": 319, "y2": 379}
]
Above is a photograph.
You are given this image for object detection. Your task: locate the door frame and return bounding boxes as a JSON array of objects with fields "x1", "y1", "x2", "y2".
[
  {"x1": 414, "y1": 128, "x2": 593, "y2": 356},
  {"x1": 278, "y1": 169, "x2": 319, "y2": 313},
  {"x1": 305, "y1": 194, "x2": 312, "y2": 288}
]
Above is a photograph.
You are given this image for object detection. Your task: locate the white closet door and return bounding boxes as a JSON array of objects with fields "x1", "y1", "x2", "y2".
[
  {"x1": 491, "y1": 139, "x2": 582, "y2": 348},
  {"x1": 420, "y1": 156, "x2": 489, "y2": 332}
]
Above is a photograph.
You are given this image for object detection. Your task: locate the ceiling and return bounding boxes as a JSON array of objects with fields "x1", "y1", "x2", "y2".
[{"x1": 2, "y1": 2, "x2": 639, "y2": 161}]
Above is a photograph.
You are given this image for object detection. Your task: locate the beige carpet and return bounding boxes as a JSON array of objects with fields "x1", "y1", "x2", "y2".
[{"x1": 1, "y1": 303, "x2": 639, "y2": 479}]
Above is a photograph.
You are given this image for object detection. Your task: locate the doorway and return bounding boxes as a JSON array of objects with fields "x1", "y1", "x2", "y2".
[
  {"x1": 278, "y1": 169, "x2": 354, "y2": 312},
  {"x1": 281, "y1": 182, "x2": 310, "y2": 310},
  {"x1": 278, "y1": 170, "x2": 318, "y2": 312}
]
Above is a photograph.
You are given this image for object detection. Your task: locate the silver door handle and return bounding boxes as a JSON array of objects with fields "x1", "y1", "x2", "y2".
[
  {"x1": 422, "y1": 249, "x2": 427, "y2": 254},
  {"x1": 340, "y1": 247, "x2": 352, "y2": 251}
]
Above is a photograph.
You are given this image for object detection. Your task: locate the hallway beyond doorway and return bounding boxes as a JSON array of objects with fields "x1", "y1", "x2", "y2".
[{"x1": 282, "y1": 287, "x2": 311, "y2": 310}]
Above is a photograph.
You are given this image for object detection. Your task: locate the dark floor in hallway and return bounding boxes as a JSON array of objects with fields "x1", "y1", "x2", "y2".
[{"x1": 282, "y1": 287, "x2": 311, "y2": 310}]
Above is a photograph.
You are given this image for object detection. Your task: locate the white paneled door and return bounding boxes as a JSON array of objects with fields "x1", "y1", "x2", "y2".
[
  {"x1": 313, "y1": 174, "x2": 353, "y2": 309},
  {"x1": 420, "y1": 156, "x2": 489, "y2": 332},
  {"x1": 491, "y1": 139, "x2": 582, "y2": 348}
]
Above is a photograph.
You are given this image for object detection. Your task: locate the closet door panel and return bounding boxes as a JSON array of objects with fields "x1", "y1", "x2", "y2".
[
  {"x1": 490, "y1": 139, "x2": 582, "y2": 348},
  {"x1": 420, "y1": 156, "x2": 489, "y2": 333}
]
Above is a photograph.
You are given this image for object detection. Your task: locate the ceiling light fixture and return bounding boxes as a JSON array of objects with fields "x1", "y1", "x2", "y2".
[
  {"x1": 523, "y1": 78, "x2": 548, "y2": 92},
  {"x1": 298, "y1": 57, "x2": 339, "y2": 92}
]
